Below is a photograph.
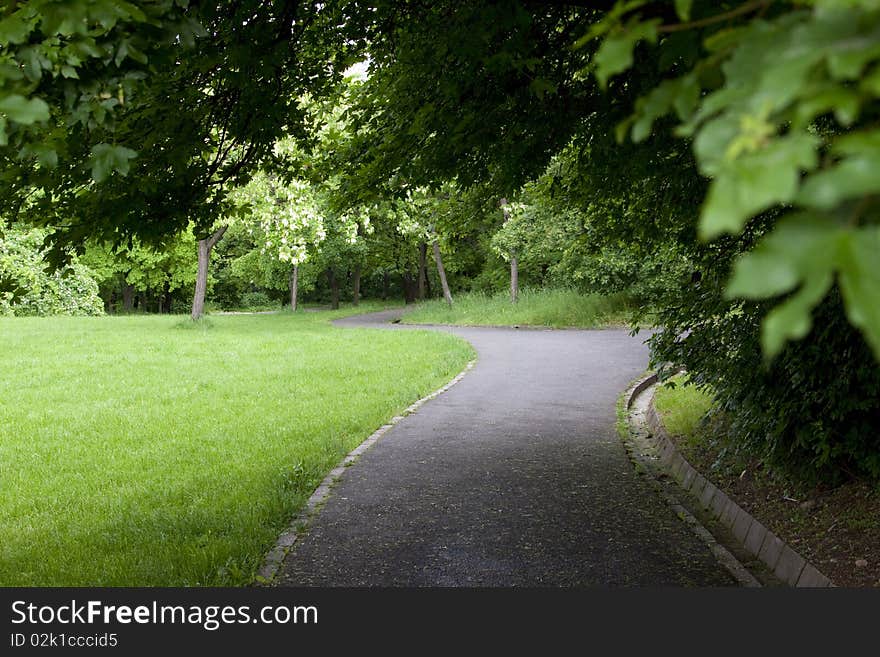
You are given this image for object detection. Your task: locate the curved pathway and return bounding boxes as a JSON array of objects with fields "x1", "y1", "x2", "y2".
[{"x1": 277, "y1": 310, "x2": 735, "y2": 586}]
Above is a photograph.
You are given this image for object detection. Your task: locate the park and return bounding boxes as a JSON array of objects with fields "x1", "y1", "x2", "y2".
[{"x1": 1, "y1": 1, "x2": 879, "y2": 591}]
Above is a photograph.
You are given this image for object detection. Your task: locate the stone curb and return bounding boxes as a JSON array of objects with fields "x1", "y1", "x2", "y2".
[
  {"x1": 626, "y1": 373, "x2": 835, "y2": 588},
  {"x1": 255, "y1": 359, "x2": 477, "y2": 584}
]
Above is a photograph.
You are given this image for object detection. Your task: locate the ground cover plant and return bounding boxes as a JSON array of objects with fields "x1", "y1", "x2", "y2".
[{"x1": 0, "y1": 305, "x2": 473, "y2": 585}]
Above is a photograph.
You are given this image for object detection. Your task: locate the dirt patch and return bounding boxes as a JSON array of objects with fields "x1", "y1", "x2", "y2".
[{"x1": 660, "y1": 410, "x2": 880, "y2": 588}]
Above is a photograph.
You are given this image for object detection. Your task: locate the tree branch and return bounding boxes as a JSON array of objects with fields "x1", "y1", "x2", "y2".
[
  {"x1": 658, "y1": 0, "x2": 771, "y2": 34},
  {"x1": 206, "y1": 224, "x2": 228, "y2": 249}
]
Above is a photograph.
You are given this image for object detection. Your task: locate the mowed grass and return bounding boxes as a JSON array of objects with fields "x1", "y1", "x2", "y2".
[
  {"x1": 0, "y1": 304, "x2": 473, "y2": 586},
  {"x1": 402, "y1": 288, "x2": 634, "y2": 329},
  {"x1": 652, "y1": 374, "x2": 714, "y2": 440}
]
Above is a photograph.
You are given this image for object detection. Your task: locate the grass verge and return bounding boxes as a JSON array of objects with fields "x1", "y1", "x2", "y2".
[
  {"x1": 0, "y1": 302, "x2": 472, "y2": 585},
  {"x1": 649, "y1": 374, "x2": 880, "y2": 587},
  {"x1": 401, "y1": 288, "x2": 635, "y2": 329},
  {"x1": 651, "y1": 374, "x2": 713, "y2": 443}
]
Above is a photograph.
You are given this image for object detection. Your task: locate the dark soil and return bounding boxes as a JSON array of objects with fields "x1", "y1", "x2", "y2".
[{"x1": 661, "y1": 411, "x2": 880, "y2": 588}]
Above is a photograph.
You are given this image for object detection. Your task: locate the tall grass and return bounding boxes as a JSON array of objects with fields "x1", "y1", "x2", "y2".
[
  {"x1": 652, "y1": 374, "x2": 714, "y2": 440},
  {"x1": 0, "y1": 305, "x2": 472, "y2": 585},
  {"x1": 402, "y1": 288, "x2": 634, "y2": 329}
]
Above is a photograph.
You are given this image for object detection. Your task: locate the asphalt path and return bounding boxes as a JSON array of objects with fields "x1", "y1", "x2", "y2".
[{"x1": 277, "y1": 310, "x2": 735, "y2": 586}]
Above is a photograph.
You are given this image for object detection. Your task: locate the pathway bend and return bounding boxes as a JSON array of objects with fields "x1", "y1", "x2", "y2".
[{"x1": 276, "y1": 309, "x2": 735, "y2": 586}]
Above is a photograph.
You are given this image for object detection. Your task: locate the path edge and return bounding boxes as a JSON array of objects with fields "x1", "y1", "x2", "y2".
[
  {"x1": 255, "y1": 358, "x2": 477, "y2": 585},
  {"x1": 624, "y1": 373, "x2": 835, "y2": 588}
]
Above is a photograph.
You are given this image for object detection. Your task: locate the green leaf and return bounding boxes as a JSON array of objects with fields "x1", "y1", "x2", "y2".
[
  {"x1": 529, "y1": 77, "x2": 557, "y2": 100},
  {"x1": 674, "y1": 0, "x2": 693, "y2": 21},
  {"x1": 691, "y1": 115, "x2": 740, "y2": 174},
  {"x1": 699, "y1": 133, "x2": 819, "y2": 239},
  {"x1": 18, "y1": 144, "x2": 58, "y2": 168},
  {"x1": 725, "y1": 214, "x2": 880, "y2": 360},
  {"x1": 795, "y1": 130, "x2": 880, "y2": 209},
  {"x1": 797, "y1": 154, "x2": 880, "y2": 209},
  {"x1": 593, "y1": 20, "x2": 659, "y2": 88},
  {"x1": 761, "y1": 272, "x2": 833, "y2": 359},
  {"x1": 615, "y1": 115, "x2": 635, "y2": 144},
  {"x1": 89, "y1": 144, "x2": 138, "y2": 182},
  {"x1": 726, "y1": 214, "x2": 841, "y2": 300},
  {"x1": 726, "y1": 250, "x2": 800, "y2": 300},
  {"x1": 0, "y1": 94, "x2": 50, "y2": 124},
  {"x1": 630, "y1": 74, "x2": 698, "y2": 143},
  {"x1": 792, "y1": 86, "x2": 860, "y2": 129},
  {"x1": 838, "y1": 227, "x2": 880, "y2": 359},
  {"x1": 39, "y1": 2, "x2": 90, "y2": 37},
  {"x1": 827, "y1": 37, "x2": 880, "y2": 80},
  {"x1": 0, "y1": 12, "x2": 34, "y2": 45}
]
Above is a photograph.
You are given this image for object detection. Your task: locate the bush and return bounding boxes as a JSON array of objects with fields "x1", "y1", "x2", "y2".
[
  {"x1": 0, "y1": 226, "x2": 104, "y2": 317},
  {"x1": 237, "y1": 291, "x2": 276, "y2": 310},
  {"x1": 652, "y1": 273, "x2": 880, "y2": 484}
]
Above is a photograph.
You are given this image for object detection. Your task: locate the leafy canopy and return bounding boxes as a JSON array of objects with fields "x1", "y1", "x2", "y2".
[{"x1": 589, "y1": 0, "x2": 880, "y2": 359}]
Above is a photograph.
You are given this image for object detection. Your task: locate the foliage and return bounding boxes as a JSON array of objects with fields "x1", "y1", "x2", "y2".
[
  {"x1": 588, "y1": 0, "x2": 880, "y2": 360},
  {"x1": 1, "y1": 1, "x2": 368, "y2": 254},
  {"x1": 5, "y1": 1, "x2": 880, "y2": 484},
  {"x1": 0, "y1": 224, "x2": 103, "y2": 316},
  {"x1": 81, "y1": 229, "x2": 198, "y2": 309},
  {"x1": 653, "y1": 280, "x2": 880, "y2": 483},
  {"x1": 236, "y1": 291, "x2": 276, "y2": 312},
  {"x1": 339, "y1": 2, "x2": 601, "y2": 200},
  {"x1": 247, "y1": 175, "x2": 325, "y2": 268},
  {"x1": 403, "y1": 288, "x2": 634, "y2": 329}
]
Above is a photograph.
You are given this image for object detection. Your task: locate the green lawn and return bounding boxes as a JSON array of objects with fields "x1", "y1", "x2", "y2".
[
  {"x1": 652, "y1": 374, "x2": 714, "y2": 440},
  {"x1": 401, "y1": 288, "x2": 635, "y2": 329},
  {"x1": 0, "y1": 303, "x2": 473, "y2": 586}
]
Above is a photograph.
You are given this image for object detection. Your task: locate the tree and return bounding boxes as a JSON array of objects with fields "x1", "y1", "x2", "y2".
[
  {"x1": 81, "y1": 231, "x2": 198, "y2": 313},
  {"x1": 395, "y1": 188, "x2": 458, "y2": 305},
  {"x1": 494, "y1": 199, "x2": 525, "y2": 303},
  {"x1": 1, "y1": 2, "x2": 368, "y2": 257},
  {"x1": 191, "y1": 225, "x2": 227, "y2": 320},
  {"x1": 337, "y1": 2, "x2": 602, "y2": 203},
  {"x1": 236, "y1": 172, "x2": 326, "y2": 311}
]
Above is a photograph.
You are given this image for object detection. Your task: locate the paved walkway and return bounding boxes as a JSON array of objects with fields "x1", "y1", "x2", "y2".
[{"x1": 277, "y1": 310, "x2": 735, "y2": 586}]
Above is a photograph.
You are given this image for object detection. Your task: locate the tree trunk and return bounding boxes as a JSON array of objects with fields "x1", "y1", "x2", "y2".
[
  {"x1": 327, "y1": 267, "x2": 339, "y2": 309},
  {"x1": 352, "y1": 263, "x2": 361, "y2": 306},
  {"x1": 418, "y1": 242, "x2": 428, "y2": 300},
  {"x1": 382, "y1": 270, "x2": 390, "y2": 300},
  {"x1": 289, "y1": 264, "x2": 299, "y2": 311},
  {"x1": 401, "y1": 272, "x2": 416, "y2": 304},
  {"x1": 510, "y1": 250, "x2": 519, "y2": 303},
  {"x1": 433, "y1": 238, "x2": 453, "y2": 305},
  {"x1": 122, "y1": 284, "x2": 134, "y2": 312},
  {"x1": 499, "y1": 197, "x2": 518, "y2": 304},
  {"x1": 191, "y1": 225, "x2": 227, "y2": 320}
]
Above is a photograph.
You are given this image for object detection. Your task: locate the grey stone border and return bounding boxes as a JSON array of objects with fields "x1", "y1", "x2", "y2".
[
  {"x1": 256, "y1": 359, "x2": 477, "y2": 584},
  {"x1": 626, "y1": 373, "x2": 834, "y2": 588}
]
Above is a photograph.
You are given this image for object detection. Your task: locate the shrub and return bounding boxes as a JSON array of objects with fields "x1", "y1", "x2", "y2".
[{"x1": 0, "y1": 226, "x2": 104, "y2": 317}]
